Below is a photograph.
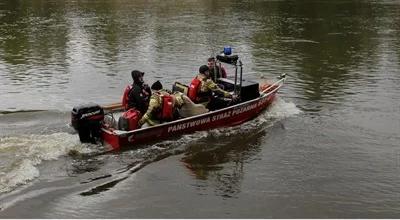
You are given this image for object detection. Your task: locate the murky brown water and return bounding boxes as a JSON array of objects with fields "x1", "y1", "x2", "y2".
[{"x1": 0, "y1": 0, "x2": 399, "y2": 218}]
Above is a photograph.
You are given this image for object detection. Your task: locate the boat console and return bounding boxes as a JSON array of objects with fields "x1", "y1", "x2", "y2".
[{"x1": 217, "y1": 78, "x2": 259, "y2": 102}]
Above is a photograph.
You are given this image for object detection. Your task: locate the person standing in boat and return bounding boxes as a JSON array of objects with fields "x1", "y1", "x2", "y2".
[
  {"x1": 207, "y1": 57, "x2": 227, "y2": 83},
  {"x1": 188, "y1": 65, "x2": 232, "y2": 105},
  {"x1": 138, "y1": 81, "x2": 185, "y2": 127},
  {"x1": 122, "y1": 70, "x2": 152, "y2": 114}
]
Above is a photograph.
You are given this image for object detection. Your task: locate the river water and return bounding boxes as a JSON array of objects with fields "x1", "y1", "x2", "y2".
[{"x1": 0, "y1": 0, "x2": 399, "y2": 218}]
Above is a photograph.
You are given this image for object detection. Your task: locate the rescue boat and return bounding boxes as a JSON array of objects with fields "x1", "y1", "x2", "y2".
[{"x1": 71, "y1": 50, "x2": 286, "y2": 150}]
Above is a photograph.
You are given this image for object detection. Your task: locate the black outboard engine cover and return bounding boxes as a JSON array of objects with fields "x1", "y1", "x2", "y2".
[{"x1": 71, "y1": 103, "x2": 104, "y2": 143}]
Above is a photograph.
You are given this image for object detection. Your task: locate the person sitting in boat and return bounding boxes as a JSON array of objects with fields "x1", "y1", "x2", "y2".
[
  {"x1": 207, "y1": 57, "x2": 227, "y2": 83},
  {"x1": 138, "y1": 81, "x2": 185, "y2": 127},
  {"x1": 122, "y1": 70, "x2": 152, "y2": 114},
  {"x1": 188, "y1": 65, "x2": 234, "y2": 109}
]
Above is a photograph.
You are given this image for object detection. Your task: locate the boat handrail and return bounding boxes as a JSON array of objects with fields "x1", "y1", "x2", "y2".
[{"x1": 260, "y1": 74, "x2": 286, "y2": 97}]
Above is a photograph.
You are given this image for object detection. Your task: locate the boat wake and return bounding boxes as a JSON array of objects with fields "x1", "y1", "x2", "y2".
[
  {"x1": 0, "y1": 98, "x2": 300, "y2": 197},
  {"x1": 266, "y1": 97, "x2": 302, "y2": 119},
  {"x1": 0, "y1": 133, "x2": 94, "y2": 194},
  {"x1": 76, "y1": 97, "x2": 301, "y2": 196}
]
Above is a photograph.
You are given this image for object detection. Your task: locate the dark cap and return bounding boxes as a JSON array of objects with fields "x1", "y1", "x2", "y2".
[
  {"x1": 199, "y1": 65, "x2": 209, "y2": 74},
  {"x1": 131, "y1": 70, "x2": 144, "y2": 81},
  {"x1": 151, "y1": 80, "x2": 163, "y2": 91}
]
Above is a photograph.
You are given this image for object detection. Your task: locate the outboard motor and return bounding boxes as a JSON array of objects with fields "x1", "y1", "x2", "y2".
[{"x1": 71, "y1": 103, "x2": 104, "y2": 143}]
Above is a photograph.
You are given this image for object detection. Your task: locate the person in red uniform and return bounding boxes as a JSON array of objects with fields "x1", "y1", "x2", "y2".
[
  {"x1": 121, "y1": 70, "x2": 152, "y2": 114},
  {"x1": 188, "y1": 65, "x2": 234, "y2": 110}
]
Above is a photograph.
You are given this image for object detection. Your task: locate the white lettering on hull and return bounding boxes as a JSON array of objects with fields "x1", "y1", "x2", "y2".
[
  {"x1": 167, "y1": 97, "x2": 269, "y2": 133},
  {"x1": 168, "y1": 117, "x2": 211, "y2": 133}
]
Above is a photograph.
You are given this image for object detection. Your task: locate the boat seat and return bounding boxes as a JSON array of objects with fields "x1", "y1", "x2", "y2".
[
  {"x1": 172, "y1": 82, "x2": 188, "y2": 95},
  {"x1": 104, "y1": 111, "x2": 124, "y2": 129},
  {"x1": 178, "y1": 95, "x2": 209, "y2": 117}
]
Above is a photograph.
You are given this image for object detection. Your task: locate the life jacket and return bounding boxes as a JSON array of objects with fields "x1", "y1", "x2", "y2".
[
  {"x1": 124, "y1": 83, "x2": 151, "y2": 113},
  {"x1": 118, "y1": 108, "x2": 141, "y2": 131},
  {"x1": 122, "y1": 85, "x2": 132, "y2": 110},
  {"x1": 159, "y1": 94, "x2": 174, "y2": 121},
  {"x1": 188, "y1": 77, "x2": 201, "y2": 102}
]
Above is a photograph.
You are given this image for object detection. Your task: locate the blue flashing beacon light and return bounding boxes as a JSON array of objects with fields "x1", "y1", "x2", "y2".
[{"x1": 223, "y1": 46, "x2": 232, "y2": 55}]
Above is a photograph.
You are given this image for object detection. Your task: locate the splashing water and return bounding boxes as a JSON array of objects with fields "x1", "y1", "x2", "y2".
[
  {"x1": 125, "y1": 97, "x2": 301, "y2": 160},
  {"x1": 207, "y1": 97, "x2": 301, "y2": 137},
  {"x1": 0, "y1": 98, "x2": 300, "y2": 195},
  {"x1": 267, "y1": 97, "x2": 302, "y2": 119},
  {"x1": 76, "y1": 97, "x2": 301, "y2": 197},
  {"x1": 0, "y1": 133, "x2": 93, "y2": 194},
  {"x1": 117, "y1": 97, "x2": 301, "y2": 172}
]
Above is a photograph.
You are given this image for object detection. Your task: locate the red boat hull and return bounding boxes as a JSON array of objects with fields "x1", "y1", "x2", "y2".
[{"x1": 101, "y1": 92, "x2": 277, "y2": 150}]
